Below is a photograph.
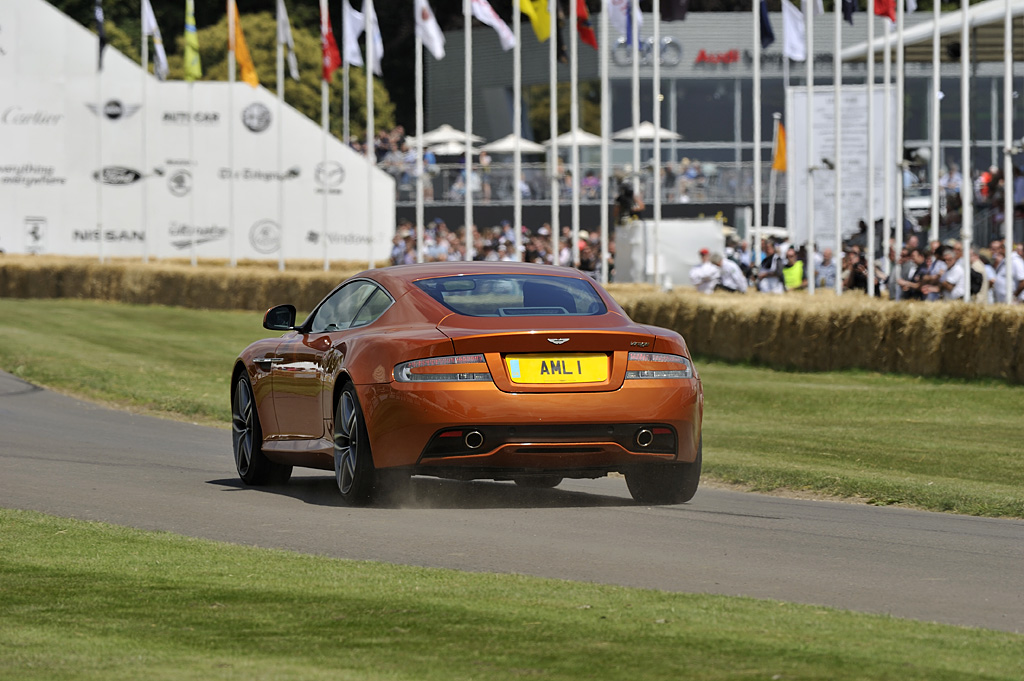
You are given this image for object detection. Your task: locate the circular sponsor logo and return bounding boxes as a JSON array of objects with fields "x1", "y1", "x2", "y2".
[
  {"x1": 168, "y1": 169, "x2": 192, "y2": 197},
  {"x1": 104, "y1": 100, "x2": 124, "y2": 119},
  {"x1": 249, "y1": 219, "x2": 281, "y2": 254},
  {"x1": 315, "y1": 161, "x2": 345, "y2": 188},
  {"x1": 241, "y1": 102, "x2": 271, "y2": 133}
]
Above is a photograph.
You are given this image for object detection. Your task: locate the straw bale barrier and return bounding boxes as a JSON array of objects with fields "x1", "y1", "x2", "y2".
[{"x1": 3, "y1": 256, "x2": 1023, "y2": 382}]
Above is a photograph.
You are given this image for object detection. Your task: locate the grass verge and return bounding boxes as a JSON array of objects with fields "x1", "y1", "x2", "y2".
[
  {"x1": 0, "y1": 298, "x2": 1022, "y2": 517},
  {"x1": 2, "y1": 508, "x2": 1022, "y2": 681}
]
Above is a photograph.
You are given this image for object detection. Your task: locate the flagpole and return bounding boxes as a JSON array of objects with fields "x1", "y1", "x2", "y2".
[
  {"x1": 277, "y1": 0, "x2": 286, "y2": 272},
  {"x1": 570, "y1": 0, "x2": 580, "y2": 268},
  {"x1": 96, "y1": 54, "x2": 104, "y2": 265},
  {"x1": 141, "y1": 2, "x2": 149, "y2": 264},
  {"x1": 805, "y1": 0, "x2": 815, "y2": 294},
  {"x1": 600, "y1": 5, "x2": 610, "y2": 284},
  {"x1": 930, "y1": 0, "x2": 940, "y2": 243},
  {"x1": 464, "y1": 0, "x2": 473, "y2": 262},
  {"x1": 549, "y1": 0, "x2": 558, "y2": 264},
  {"x1": 366, "y1": 0, "x2": 376, "y2": 270},
  {"x1": 653, "y1": 0, "x2": 662, "y2": 286},
  {"x1": 767, "y1": 113, "x2": 780, "y2": 232},
  {"x1": 1005, "y1": 0, "x2": 1015, "y2": 302},
  {"x1": 343, "y1": 0, "x2": 351, "y2": 146},
  {"x1": 321, "y1": 0, "x2": 330, "y2": 271},
  {"x1": 834, "y1": 0, "x2": 843, "y2": 295},
  {"x1": 895, "y1": 0, "x2": 906, "y2": 288},
  {"x1": 630, "y1": 0, "x2": 641, "y2": 279},
  {"x1": 228, "y1": 1, "x2": 237, "y2": 268},
  {"x1": 514, "y1": 1, "x2": 523, "y2": 262},
  {"x1": 867, "y1": 0, "x2": 876, "y2": 297},
  {"x1": 753, "y1": 0, "x2": 762, "y2": 282},
  {"x1": 189, "y1": 80, "x2": 196, "y2": 267},
  {"x1": 960, "y1": 0, "x2": 973, "y2": 302},
  {"x1": 415, "y1": 12, "x2": 425, "y2": 263},
  {"x1": 882, "y1": 18, "x2": 891, "y2": 285}
]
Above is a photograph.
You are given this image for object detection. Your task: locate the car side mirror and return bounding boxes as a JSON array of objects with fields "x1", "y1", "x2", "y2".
[{"x1": 263, "y1": 304, "x2": 297, "y2": 331}]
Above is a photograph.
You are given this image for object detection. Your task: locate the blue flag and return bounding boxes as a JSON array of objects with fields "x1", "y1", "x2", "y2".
[
  {"x1": 843, "y1": 0, "x2": 856, "y2": 25},
  {"x1": 759, "y1": 0, "x2": 775, "y2": 49}
]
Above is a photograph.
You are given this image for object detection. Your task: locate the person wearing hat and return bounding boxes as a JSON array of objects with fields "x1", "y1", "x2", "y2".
[{"x1": 690, "y1": 248, "x2": 720, "y2": 294}]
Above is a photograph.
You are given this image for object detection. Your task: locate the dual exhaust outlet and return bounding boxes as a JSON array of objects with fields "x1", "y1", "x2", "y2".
[{"x1": 460, "y1": 428, "x2": 656, "y2": 450}]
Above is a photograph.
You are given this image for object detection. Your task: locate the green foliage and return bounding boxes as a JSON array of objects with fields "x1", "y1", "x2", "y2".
[{"x1": 526, "y1": 81, "x2": 602, "y2": 142}]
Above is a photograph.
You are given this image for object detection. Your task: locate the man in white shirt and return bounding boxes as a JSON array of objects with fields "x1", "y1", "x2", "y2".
[
  {"x1": 1011, "y1": 245, "x2": 1024, "y2": 304},
  {"x1": 711, "y1": 252, "x2": 747, "y2": 293},
  {"x1": 689, "y1": 248, "x2": 720, "y2": 294},
  {"x1": 939, "y1": 248, "x2": 965, "y2": 301}
]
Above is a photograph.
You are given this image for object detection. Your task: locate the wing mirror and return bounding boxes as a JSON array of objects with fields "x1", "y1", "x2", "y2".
[{"x1": 263, "y1": 304, "x2": 297, "y2": 331}]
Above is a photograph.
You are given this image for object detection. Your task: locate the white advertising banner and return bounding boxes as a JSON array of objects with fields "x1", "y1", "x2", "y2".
[
  {"x1": 785, "y1": 85, "x2": 897, "y2": 250},
  {"x1": 0, "y1": 0, "x2": 395, "y2": 263}
]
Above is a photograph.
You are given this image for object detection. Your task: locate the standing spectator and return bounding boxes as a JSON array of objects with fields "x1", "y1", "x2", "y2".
[
  {"x1": 689, "y1": 248, "x2": 720, "y2": 294},
  {"x1": 938, "y1": 248, "x2": 966, "y2": 301},
  {"x1": 782, "y1": 247, "x2": 807, "y2": 291},
  {"x1": 1011, "y1": 242, "x2": 1024, "y2": 303},
  {"x1": 712, "y1": 252, "x2": 747, "y2": 293},
  {"x1": 896, "y1": 248, "x2": 928, "y2": 301},
  {"x1": 816, "y1": 248, "x2": 837, "y2": 290},
  {"x1": 920, "y1": 243, "x2": 947, "y2": 301},
  {"x1": 939, "y1": 163, "x2": 962, "y2": 195},
  {"x1": 757, "y1": 240, "x2": 786, "y2": 294}
]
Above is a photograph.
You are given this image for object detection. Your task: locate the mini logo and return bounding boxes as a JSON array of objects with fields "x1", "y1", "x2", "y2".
[
  {"x1": 94, "y1": 166, "x2": 143, "y2": 185},
  {"x1": 241, "y1": 102, "x2": 271, "y2": 133},
  {"x1": 87, "y1": 99, "x2": 141, "y2": 120},
  {"x1": 249, "y1": 219, "x2": 281, "y2": 254},
  {"x1": 547, "y1": 338, "x2": 570, "y2": 345},
  {"x1": 315, "y1": 161, "x2": 345, "y2": 188},
  {"x1": 168, "y1": 169, "x2": 192, "y2": 197}
]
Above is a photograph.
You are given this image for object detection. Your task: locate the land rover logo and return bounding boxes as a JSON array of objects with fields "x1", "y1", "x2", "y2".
[
  {"x1": 168, "y1": 169, "x2": 192, "y2": 197},
  {"x1": 249, "y1": 219, "x2": 281, "y2": 254},
  {"x1": 94, "y1": 166, "x2": 143, "y2": 185},
  {"x1": 241, "y1": 102, "x2": 271, "y2": 133},
  {"x1": 315, "y1": 161, "x2": 345, "y2": 188}
]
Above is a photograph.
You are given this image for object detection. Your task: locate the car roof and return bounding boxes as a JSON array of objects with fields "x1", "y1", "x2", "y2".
[{"x1": 360, "y1": 262, "x2": 601, "y2": 299}]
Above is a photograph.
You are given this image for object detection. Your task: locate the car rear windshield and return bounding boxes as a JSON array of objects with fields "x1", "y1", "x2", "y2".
[{"x1": 414, "y1": 274, "x2": 607, "y2": 317}]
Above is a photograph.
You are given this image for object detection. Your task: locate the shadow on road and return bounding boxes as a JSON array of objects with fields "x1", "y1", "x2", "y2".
[{"x1": 208, "y1": 474, "x2": 637, "y2": 510}]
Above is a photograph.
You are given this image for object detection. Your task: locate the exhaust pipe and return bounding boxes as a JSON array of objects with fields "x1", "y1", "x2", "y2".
[
  {"x1": 464, "y1": 430, "x2": 484, "y2": 450},
  {"x1": 635, "y1": 428, "x2": 654, "y2": 448}
]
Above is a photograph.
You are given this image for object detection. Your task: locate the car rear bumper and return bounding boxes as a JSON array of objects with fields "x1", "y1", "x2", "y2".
[{"x1": 358, "y1": 380, "x2": 702, "y2": 471}]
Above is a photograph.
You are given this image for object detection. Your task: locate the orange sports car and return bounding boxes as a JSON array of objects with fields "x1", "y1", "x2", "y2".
[{"x1": 231, "y1": 262, "x2": 703, "y2": 505}]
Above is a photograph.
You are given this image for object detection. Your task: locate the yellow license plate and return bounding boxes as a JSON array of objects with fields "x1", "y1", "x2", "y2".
[{"x1": 505, "y1": 354, "x2": 608, "y2": 384}]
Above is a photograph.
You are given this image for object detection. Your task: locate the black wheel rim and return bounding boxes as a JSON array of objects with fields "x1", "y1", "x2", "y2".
[
  {"x1": 232, "y1": 378, "x2": 254, "y2": 477},
  {"x1": 334, "y1": 391, "x2": 359, "y2": 495}
]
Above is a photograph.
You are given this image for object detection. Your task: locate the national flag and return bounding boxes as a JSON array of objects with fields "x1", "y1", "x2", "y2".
[
  {"x1": 907, "y1": 0, "x2": 918, "y2": 13},
  {"x1": 471, "y1": 0, "x2": 516, "y2": 51},
  {"x1": 365, "y1": 1, "x2": 384, "y2": 76},
  {"x1": 781, "y1": 0, "x2": 806, "y2": 62},
  {"x1": 321, "y1": 1, "x2": 341, "y2": 81},
  {"x1": 95, "y1": 0, "x2": 106, "y2": 71},
  {"x1": 661, "y1": 0, "x2": 688, "y2": 21},
  {"x1": 229, "y1": 2, "x2": 260, "y2": 88},
  {"x1": 184, "y1": 0, "x2": 202, "y2": 81},
  {"x1": 772, "y1": 123, "x2": 787, "y2": 172},
  {"x1": 415, "y1": 0, "x2": 446, "y2": 60},
  {"x1": 576, "y1": 0, "x2": 598, "y2": 50},
  {"x1": 606, "y1": 0, "x2": 641, "y2": 42},
  {"x1": 142, "y1": 0, "x2": 169, "y2": 80},
  {"x1": 842, "y1": 0, "x2": 855, "y2": 25},
  {"x1": 277, "y1": 0, "x2": 300, "y2": 80},
  {"x1": 520, "y1": 0, "x2": 550, "y2": 42},
  {"x1": 760, "y1": 0, "x2": 775, "y2": 49},
  {"x1": 342, "y1": 1, "x2": 365, "y2": 67},
  {"x1": 875, "y1": 0, "x2": 896, "y2": 23}
]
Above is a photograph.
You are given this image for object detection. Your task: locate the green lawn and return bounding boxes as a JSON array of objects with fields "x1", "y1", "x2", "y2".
[
  {"x1": 0, "y1": 297, "x2": 1022, "y2": 517},
  {"x1": 2, "y1": 508, "x2": 1022, "y2": 681}
]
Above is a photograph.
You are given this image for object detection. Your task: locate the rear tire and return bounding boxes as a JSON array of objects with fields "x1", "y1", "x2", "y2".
[
  {"x1": 232, "y1": 375, "x2": 292, "y2": 486},
  {"x1": 513, "y1": 475, "x2": 563, "y2": 489},
  {"x1": 625, "y1": 439, "x2": 701, "y2": 505},
  {"x1": 333, "y1": 383, "x2": 378, "y2": 505}
]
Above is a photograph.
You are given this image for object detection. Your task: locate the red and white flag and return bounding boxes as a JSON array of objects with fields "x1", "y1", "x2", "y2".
[
  {"x1": 471, "y1": 0, "x2": 515, "y2": 52},
  {"x1": 415, "y1": 0, "x2": 446, "y2": 60},
  {"x1": 321, "y1": 1, "x2": 341, "y2": 81}
]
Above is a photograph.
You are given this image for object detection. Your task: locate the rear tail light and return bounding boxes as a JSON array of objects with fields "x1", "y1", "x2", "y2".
[
  {"x1": 393, "y1": 354, "x2": 492, "y2": 383},
  {"x1": 624, "y1": 352, "x2": 693, "y2": 379}
]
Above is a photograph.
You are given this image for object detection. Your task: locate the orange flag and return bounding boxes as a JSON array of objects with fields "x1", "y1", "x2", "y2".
[
  {"x1": 771, "y1": 123, "x2": 787, "y2": 172},
  {"x1": 229, "y1": 1, "x2": 259, "y2": 87}
]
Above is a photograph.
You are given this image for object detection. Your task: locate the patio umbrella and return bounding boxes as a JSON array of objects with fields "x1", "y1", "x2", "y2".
[
  {"x1": 480, "y1": 134, "x2": 547, "y2": 154},
  {"x1": 419, "y1": 123, "x2": 484, "y2": 145},
  {"x1": 427, "y1": 141, "x2": 478, "y2": 156},
  {"x1": 612, "y1": 121, "x2": 682, "y2": 141},
  {"x1": 543, "y1": 128, "x2": 604, "y2": 147}
]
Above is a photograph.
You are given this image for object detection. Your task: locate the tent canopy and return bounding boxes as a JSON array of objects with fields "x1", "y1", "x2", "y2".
[{"x1": 480, "y1": 134, "x2": 546, "y2": 154}]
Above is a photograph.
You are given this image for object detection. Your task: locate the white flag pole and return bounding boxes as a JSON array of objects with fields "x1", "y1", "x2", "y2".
[
  {"x1": 882, "y1": 17, "x2": 891, "y2": 284},
  {"x1": 141, "y1": 2, "x2": 149, "y2": 264},
  {"x1": 930, "y1": 0, "x2": 940, "y2": 243},
  {"x1": 320, "y1": 0, "x2": 330, "y2": 271},
  {"x1": 366, "y1": 0, "x2": 376, "y2": 269},
  {"x1": 960, "y1": 0, "x2": 973, "y2": 302},
  {"x1": 570, "y1": 0, "x2": 580, "y2": 268},
  {"x1": 343, "y1": 0, "x2": 351, "y2": 146},
  {"x1": 834, "y1": 0, "x2": 843, "y2": 295},
  {"x1": 767, "y1": 113, "x2": 780, "y2": 232},
  {"x1": 753, "y1": 0, "x2": 762, "y2": 281},
  {"x1": 1005, "y1": 0, "x2": 1015, "y2": 302},
  {"x1": 96, "y1": 60, "x2": 104, "y2": 265},
  {"x1": 549, "y1": 0, "x2": 559, "y2": 263},
  {"x1": 514, "y1": 0, "x2": 523, "y2": 261},
  {"x1": 631, "y1": 0, "x2": 641, "y2": 270},
  {"x1": 228, "y1": 0, "x2": 237, "y2": 268},
  {"x1": 867, "y1": 0, "x2": 876, "y2": 296},
  {"x1": 464, "y1": 0, "x2": 473, "y2": 261},
  {"x1": 805, "y1": 0, "x2": 815, "y2": 294},
  {"x1": 600, "y1": 4, "x2": 610, "y2": 284},
  {"x1": 416, "y1": 11, "x2": 425, "y2": 263},
  {"x1": 896, "y1": 0, "x2": 906, "y2": 285},
  {"x1": 653, "y1": 0, "x2": 662, "y2": 286},
  {"x1": 277, "y1": 0, "x2": 286, "y2": 272}
]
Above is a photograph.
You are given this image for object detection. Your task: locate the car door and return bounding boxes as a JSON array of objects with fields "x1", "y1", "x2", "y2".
[{"x1": 270, "y1": 280, "x2": 382, "y2": 440}]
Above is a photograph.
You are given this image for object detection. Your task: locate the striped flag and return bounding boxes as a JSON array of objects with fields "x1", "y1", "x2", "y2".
[
  {"x1": 142, "y1": 0, "x2": 169, "y2": 80},
  {"x1": 184, "y1": 0, "x2": 202, "y2": 81},
  {"x1": 277, "y1": 0, "x2": 300, "y2": 81}
]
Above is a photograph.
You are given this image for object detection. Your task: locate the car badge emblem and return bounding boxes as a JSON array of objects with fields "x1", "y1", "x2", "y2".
[{"x1": 547, "y1": 338, "x2": 570, "y2": 345}]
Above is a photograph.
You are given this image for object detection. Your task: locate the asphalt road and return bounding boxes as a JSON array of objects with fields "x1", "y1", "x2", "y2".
[{"x1": 2, "y1": 370, "x2": 1022, "y2": 633}]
